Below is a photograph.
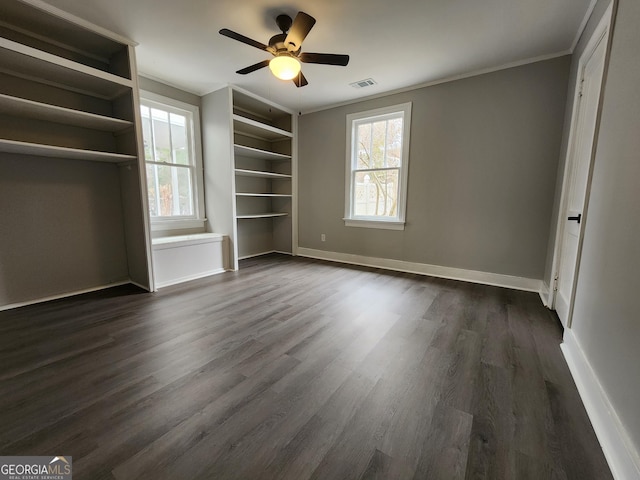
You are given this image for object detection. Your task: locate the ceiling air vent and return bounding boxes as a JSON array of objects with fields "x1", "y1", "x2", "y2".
[{"x1": 350, "y1": 78, "x2": 377, "y2": 89}]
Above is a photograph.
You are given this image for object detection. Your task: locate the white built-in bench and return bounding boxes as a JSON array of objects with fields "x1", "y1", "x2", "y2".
[{"x1": 151, "y1": 233, "x2": 227, "y2": 288}]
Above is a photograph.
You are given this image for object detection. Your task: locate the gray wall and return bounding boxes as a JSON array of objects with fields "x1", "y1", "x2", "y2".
[
  {"x1": 568, "y1": 0, "x2": 640, "y2": 462},
  {"x1": 299, "y1": 57, "x2": 571, "y2": 279},
  {"x1": 138, "y1": 76, "x2": 201, "y2": 108},
  {"x1": 0, "y1": 154, "x2": 129, "y2": 307}
]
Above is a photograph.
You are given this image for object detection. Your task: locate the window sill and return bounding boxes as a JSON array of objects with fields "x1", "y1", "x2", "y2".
[
  {"x1": 150, "y1": 218, "x2": 206, "y2": 232},
  {"x1": 344, "y1": 218, "x2": 405, "y2": 230},
  {"x1": 151, "y1": 232, "x2": 224, "y2": 249}
]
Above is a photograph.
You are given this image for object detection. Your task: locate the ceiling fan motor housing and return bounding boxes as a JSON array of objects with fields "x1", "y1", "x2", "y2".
[{"x1": 268, "y1": 33, "x2": 296, "y2": 56}]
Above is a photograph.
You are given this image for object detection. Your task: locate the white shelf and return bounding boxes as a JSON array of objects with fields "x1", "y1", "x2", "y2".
[
  {"x1": 236, "y1": 193, "x2": 292, "y2": 197},
  {"x1": 2, "y1": 0, "x2": 133, "y2": 61},
  {"x1": 236, "y1": 212, "x2": 289, "y2": 219},
  {"x1": 0, "y1": 138, "x2": 136, "y2": 163},
  {"x1": 0, "y1": 37, "x2": 131, "y2": 99},
  {"x1": 235, "y1": 168, "x2": 291, "y2": 179},
  {"x1": 233, "y1": 144, "x2": 291, "y2": 162},
  {"x1": 233, "y1": 88, "x2": 291, "y2": 123},
  {"x1": 0, "y1": 93, "x2": 133, "y2": 132},
  {"x1": 233, "y1": 114, "x2": 293, "y2": 141}
]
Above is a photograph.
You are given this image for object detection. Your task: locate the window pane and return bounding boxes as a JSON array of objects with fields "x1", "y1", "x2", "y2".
[
  {"x1": 355, "y1": 117, "x2": 403, "y2": 170},
  {"x1": 155, "y1": 165, "x2": 193, "y2": 217},
  {"x1": 356, "y1": 123, "x2": 372, "y2": 169},
  {"x1": 169, "y1": 112, "x2": 189, "y2": 165},
  {"x1": 151, "y1": 108, "x2": 171, "y2": 163},
  {"x1": 385, "y1": 117, "x2": 403, "y2": 168},
  {"x1": 371, "y1": 121, "x2": 386, "y2": 167},
  {"x1": 146, "y1": 164, "x2": 158, "y2": 216},
  {"x1": 353, "y1": 169, "x2": 399, "y2": 217},
  {"x1": 140, "y1": 106, "x2": 153, "y2": 162}
]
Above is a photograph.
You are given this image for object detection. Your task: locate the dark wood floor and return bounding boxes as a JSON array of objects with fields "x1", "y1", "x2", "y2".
[{"x1": 0, "y1": 254, "x2": 612, "y2": 480}]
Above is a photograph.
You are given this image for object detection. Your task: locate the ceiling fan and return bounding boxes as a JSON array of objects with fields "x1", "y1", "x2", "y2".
[{"x1": 219, "y1": 12, "x2": 349, "y2": 87}]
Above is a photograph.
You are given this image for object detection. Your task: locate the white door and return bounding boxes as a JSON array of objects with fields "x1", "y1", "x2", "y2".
[{"x1": 554, "y1": 16, "x2": 610, "y2": 327}]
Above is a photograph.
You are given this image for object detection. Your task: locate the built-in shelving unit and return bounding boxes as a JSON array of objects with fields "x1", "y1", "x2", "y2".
[
  {"x1": 0, "y1": 0, "x2": 153, "y2": 309},
  {"x1": 202, "y1": 86, "x2": 296, "y2": 269}
]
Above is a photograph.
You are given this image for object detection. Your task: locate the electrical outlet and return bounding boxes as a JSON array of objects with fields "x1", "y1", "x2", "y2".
[{"x1": 321, "y1": 234, "x2": 326, "y2": 242}]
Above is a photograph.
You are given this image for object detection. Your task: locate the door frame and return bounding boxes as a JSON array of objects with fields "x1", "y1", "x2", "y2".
[{"x1": 549, "y1": 1, "x2": 613, "y2": 327}]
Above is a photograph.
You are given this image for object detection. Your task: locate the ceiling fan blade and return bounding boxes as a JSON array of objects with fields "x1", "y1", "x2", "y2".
[
  {"x1": 299, "y1": 52, "x2": 349, "y2": 66},
  {"x1": 284, "y1": 12, "x2": 316, "y2": 52},
  {"x1": 292, "y1": 72, "x2": 308, "y2": 88},
  {"x1": 236, "y1": 60, "x2": 270, "y2": 75},
  {"x1": 219, "y1": 28, "x2": 268, "y2": 51}
]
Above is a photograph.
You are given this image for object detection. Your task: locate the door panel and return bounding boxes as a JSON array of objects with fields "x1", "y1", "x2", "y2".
[{"x1": 555, "y1": 30, "x2": 608, "y2": 327}]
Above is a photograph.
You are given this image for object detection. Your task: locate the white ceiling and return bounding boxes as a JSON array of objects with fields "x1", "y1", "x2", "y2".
[{"x1": 43, "y1": 0, "x2": 594, "y2": 113}]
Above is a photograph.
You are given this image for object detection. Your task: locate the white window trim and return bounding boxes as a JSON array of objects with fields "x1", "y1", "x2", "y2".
[
  {"x1": 140, "y1": 90, "x2": 206, "y2": 232},
  {"x1": 344, "y1": 102, "x2": 412, "y2": 231}
]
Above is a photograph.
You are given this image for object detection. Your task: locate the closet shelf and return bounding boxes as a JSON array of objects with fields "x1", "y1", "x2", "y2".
[
  {"x1": 0, "y1": 93, "x2": 133, "y2": 131},
  {"x1": 0, "y1": 138, "x2": 136, "y2": 163},
  {"x1": 0, "y1": 37, "x2": 132, "y2": 99},
  {"x1": 233, "y1": 144, "x2": 291, "y2": 161},
  {"x1": 236, "y1": 193, "x2": 292, "y2": 197},
  {"x1": 233, "y1": 114, "x2": 293, "y2": 141},
  {"x1": 235, "y1": 168, "x2": 291, "y2": 179},
  {"x1": 236, "y1": 212, "x2": 289, "y2": 219}
]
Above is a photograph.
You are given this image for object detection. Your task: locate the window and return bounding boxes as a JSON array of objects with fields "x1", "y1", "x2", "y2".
[
  {"x1": 345, "y1": 102, "x2": 411, "y2": 230},
  {"x1": 140, "y1": 91, "x2": 204, "y2": 230}
]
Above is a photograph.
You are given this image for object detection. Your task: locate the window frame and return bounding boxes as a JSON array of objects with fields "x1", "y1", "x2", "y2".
[
  {"x1": 139, "y1": 90, "x2": 205, "y2": 232},
  {"x1": 344, "y1": 102, "x2": 412, "y2": 230}
]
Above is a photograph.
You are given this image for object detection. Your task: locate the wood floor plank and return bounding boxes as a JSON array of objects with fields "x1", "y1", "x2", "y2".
[
  {"x1": 545, "y1": 379, "x2": 614, "y2": 479},
  {"x1": 358, "y1": 448, "x2": 398, "y2": 480},
  {"x1": 262, "y1": 370, "x2": 376, "y2": 480},
  {"x1": 0, "y1": 254, "x2": 612, "y2": 480},
  {"x1": 111, "y1": 353, "x2": 299, "y2": 480},
  {"x1": 507, "y1": 304, "x2": 554, "y2": 462},
  {"x1": 439, "y1": 328, "x2": 483, "y2": 414},
  {"x1": 412, "y1": 405, "x2": 473, "y2": 480},
  {"x1": 465, "y1": 362, "x2": 516, "y2": 480},
  {"x1": 308, "y1": 327, "x2": 436, "y2": 480}
]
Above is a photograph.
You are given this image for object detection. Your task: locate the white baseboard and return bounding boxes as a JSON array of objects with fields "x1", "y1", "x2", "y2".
[
  {"x1": 154, "y1": 268, "x2": 226, "y2": 289},
  {"x1": 0, "y1": 280, "x2": 130, "y2": 311},
  {"x1": 561, "y1": 330, "x2": 640, "y2": 480},
  {"x1": 296, "y1": 247, "x2": 542, "y2": 292},
  {"x1": 238, "y1": 250, "x2": 292, "y2": 261},
  {"x1": 238, "y1": 250, "x2": 276, "y2": 261},
  {"x1": 539, "y1": 281, "x2": 550, "y2": 307},
  {"x1": 129, "y1": 280, "x2": 152, "y2": 292}
]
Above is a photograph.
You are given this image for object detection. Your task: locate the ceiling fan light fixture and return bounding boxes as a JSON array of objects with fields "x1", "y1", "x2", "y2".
[{"x1": 269, "y1": 55, "x2": 301, "y2": 80}]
